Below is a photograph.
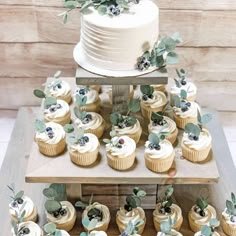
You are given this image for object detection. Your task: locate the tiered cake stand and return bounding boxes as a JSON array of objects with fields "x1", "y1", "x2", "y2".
[{"x1": 0, "y1": 67, "x2": 235, "y2": 235}]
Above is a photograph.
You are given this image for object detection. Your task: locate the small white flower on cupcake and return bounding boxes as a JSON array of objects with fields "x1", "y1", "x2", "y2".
[
  {"x1": 44, "y1": 222, "x2": 70, "y2": 236},
  {"x1": 194, "y1": 218, "x2": 220, "y2": 236}
]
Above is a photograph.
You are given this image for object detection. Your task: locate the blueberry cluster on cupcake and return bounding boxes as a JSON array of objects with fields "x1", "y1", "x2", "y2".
[
  {"x1": 140, "y1": 85, "x2": 167, "y2": 119},
  {"x1": 182, "y1": 110, "x2": 212, "y2": 163},
  {"x1": 74, "y1": 86, "x2": 101, "y2": 112},
  {"x1": 64, "y1": 124, "x2": 100, "y2": 166},
  {"x1": 153, "y1": 186, "x2": 183, "y2": 232},
  {"x1": 110, "y1": 99, "x2": 142, "y2": 144},
  {"x1": 104, "y1": 131, "x2": 136, "y2": 170},
  {"x1": 194, "y1": 218, "x2": 220, "y2": 236},
  {"x1": 45, "y1": 71, "x2": 72, "y2": 104},
  {"x1": 34, "y1": 120, "x2": 66, "y2": 157},
  {"x1": 188, "y1": 197, "x2": 217, "y2": 233},
  {"x1": 43, "y1": 185, "x2": 76, "y2": 232},
  {"x1": 222, "y1": 192, "x2": 236, "y2": 236},
  {"x1": 148, "y1": 112, "x2": 178, "y2": 145},
  {"x1": 172, "y1": 89, "x2": 200, "y2": 129},
  {"x1": 116, "y1": 187, "x2": 146, "y2": 234},
  {"x1": 44, "y1": 222, "x2": 71, "y2": 236}
]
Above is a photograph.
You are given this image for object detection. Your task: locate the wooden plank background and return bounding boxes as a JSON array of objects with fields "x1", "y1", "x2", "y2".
[{"x1": 0, "y1": 1, "x2": 236, "y2": 110}]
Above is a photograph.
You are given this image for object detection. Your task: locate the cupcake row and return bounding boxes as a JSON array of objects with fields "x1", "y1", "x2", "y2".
[{"x1": 8, "y1": 185, "x2": 236, "y2": 236}]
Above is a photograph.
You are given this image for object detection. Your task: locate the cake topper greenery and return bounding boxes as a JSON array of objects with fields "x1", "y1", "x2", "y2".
[
  {"x1": 110, "y1": 98, "x2": 140, "y2": 129},
  {"x1": 172, "y1": 89, "x2": 192, "y2": 112},
  {"x1": 151, "y1": 112, "x2": 168, "y2": 126},
  {"x1": 121, "y1": 219, "x2": 145, "y2": 236},
  {"x1": 34, "y1": 119, "x2": 56, "y2": 139},
  {"x1": 137, "y1": 32, "x2": 182, "y2": 71},
  {"x1": 140, "y1": 85, "x2": 154, "y2": 101},
  {"x1": 123, "y1": 187, "x2": 146, "y2": 212},
  {"x1": 44, "y1": 70, "x2": 63, "y2": 91},
  {"x1": 60, "y1": 0, "x2": 140, "y2": 23},
  {"x1": 194, "y1": 196, "x2": 209, "y2": 217},
  {"x1": 157, "y1": 185, "x2": 174, "y2": 214},
  {"x1": 160, "y1": 216, "x2": 177, "y2": 235},
  {"x1": 226, "y1": 192, "x2": 236, "y2": 222},
  {"x1": 174, "y1": 68, "x2": 188, "y2": 87},
  {"x1": 44, "y1": 222, "x2": 62, "y2": 236},
  {"x1": 75, "y1": 194, "x2": 104, "y2": 223},
  {"x1": 80, "y1": 216, "x2": 99, "y2": 236},
  {"x1": 103, "y1": 130, "x2": 126, "y2": 148},
  {"x1": 147, "y1": 132, "x2": 168, "y2": 151},
  {"x1": 43, "y1": 184, "x2": 67, "y2": 218},
  {"x1": 200, "y1": 218, "x2": 220, "y2": 236},
  {"x1": 184, "y1": 110, "x2": 212, "y2": 141}
]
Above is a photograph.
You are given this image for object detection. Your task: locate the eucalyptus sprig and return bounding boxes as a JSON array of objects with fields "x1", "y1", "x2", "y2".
[
  {"x1": 44, "y1": 222, "x2": 62, "y2": 236},
  {"x1": 12, "y1": 221, "x2": 30, "y2": 236},
  {"x1": 34, "y1": 119, "x2": 47, "y2": 133},
  {"x1": 200, "y1": 218, "x2": 220, "y2": 236},
  {"x1": 160, "y1": 216, "x2": 177, "y2": 235},
  {"x1": 147, "y1": 132, "x2": 168, "y2": 151},
  {"x1": 33, "y1": 89, "x2": 57, "y2": 110},
  {"x1": 80, "y1": 216, "x2": 98, "y2": 236},
  {"x1": 226, "y1": 192, "x2": 236, "y2": 217},
  {"x1": 124, "y1": 187, "x2": 146, "y2": 212},
  {"x1": 110, "y1": 99, "x2": 140, "y2": 128},
  {"x1": 140, "y1": 85, "x2": 154, "y2": 101},
  {"x1": 151, "y1": 112, "x2": 167, "y2": 126},
  {"x1": 121, "y1": 219, "x2": 144, "y2": 236},
  {"x1": 174, "y1": 68, "x2": 188, "y2": 88},
  {"x1": 158, "y1": 185, "x2": 174, "y2": 214},
  {"x1": 194, "y1": 197, "x2": 209, "y2": 217},
  {"x1": 137, "y1": 32, "x2": 182, "y2": 71},
  {"x1": 103, "y1": 130, "x2": 124, "y2": 148},
  {"x1": 44, "y1": 71, "x2": 63, "y2": 92},
  {"x1": 197, "y1": 109, "x2": 212, "y2": 130}
]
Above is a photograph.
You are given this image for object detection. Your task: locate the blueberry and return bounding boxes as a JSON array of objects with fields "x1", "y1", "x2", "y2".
[
  {"x1": 118, "y1": 123, "x2": 126, "y2": 129},
  {"x1": 137, "y1": 62, "x2": 145, "y2": 71},
  {"x1": 11, "y1": 201, "x2": 18, "y2": 208},
  {"x1": 117, "y1": 144, "x2": 122, "y2": 149},
  {"x1": 22, "y1": 228, "x2": 30, "y2": 234},
  {"x1": 148, "y1": 94, "x2": 153, "y2": 99},
  {"x1": 165, "y1": 207, "x2": 171, "y2": 213},
  {"x1": 154, "y1": 144, "x2": 161, "y2": 150},
  {"x1": 181, "y1": 106, "x2": 188, "y2": 112},
  {"x1": 159, "y1": 207, "x2": 165, "y2": 214},
  {"x1": 79, "y1": 139, "x2": 86, "y2": 146},
  {"x1": 82, "y1": 118, "x2": 90, "y2": 124},
  {"x1": 56, "y1": 104, "x2": 62, "y2": 109},
  {"x1": 148, "y1": 143, "x2": 154, "y2": 150},
  {"x1": 60, "y1": 208, "x2": 67, "y2": 216},
  {"x1": 49, "y1": 107, "x2": 56, "y2": 113},
  {"x1": 199, "y1": 210, "x2": 205, "y2": 217},
  {"x1": 57, "y1": 84, "x2": 62, "y2": 89},
  {"x1": 194, "y1": 206, "x2": 200, "y2": 213},
  {"x1": 142, "y1": 94, "x2": 148, "y2": 101},
  {"x1": 181, "y1": 80, "x2": 187, "y2": 86},
  {"x1": 119, "y1": 139, "x2": 124, "y2": 144},
  {"x1": 193, "y1": 136, "x2": 199, "y2": 141},
  {"x1": 159, "y1": 120, "x2": 167, "y2": 126},
  {"x1": 144, "y1": 61, "x2": 151, "y2": 69},
  {"x1": 124, "y1": 204, "x2": 132, "y2": 212},
  {"x1": 86, "y1": 114, "x2": 92, "y2": 120},
  {"x1": 83, "y1": 136, "x2": 89, "y2": 143},
  {"x1": 79, "y1": 88, "x2": 86, "y2": 95},
  {"x1": 53, "y1": 211, "x2": 60, "y2": 218},
  {"x1": 113, "y1": 7, "x2": 121, "y2": 16},
  {"x1": 186, "y1": 102, "x2": 191, "y2": 107},
  {"x1": 230, "y1": 215, "x2": 236, "y2": 223},
  {"x1": 152, "y1": 121, "x2": 158, "y2": 126},
  {"x1": 188, "y1": 134, "x2": 194, "y2": 140},
  {"x1": 121, "y1": 232, "x2": 129, "y2": 236},
  {"x1": 48, "y1": 134, "x2": 54, "y2": 139},
  {"x1": 46, "y1": 127, "x2": 52, "y2": 132},
  {"x1": 87, "y1": 208, "x2": 103, "y2": 221},
  {"x1": 139, "y1": 56, "x2": 146, "y2": 64},
  {"x1": 17, "y1": 198, "x2": 24, "y2": 204}
]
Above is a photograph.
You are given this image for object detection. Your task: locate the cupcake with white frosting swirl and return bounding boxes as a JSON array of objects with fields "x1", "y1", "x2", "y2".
[
  {"x1": 12, "y1": 221, "x2": 43, "y2": 236},
  {"x1": 145, "y1": 133, "x2": 175, "y2": 173},
  {"x1": 34, "y1": 120, "x2": 66, "y2": 157},
  {"x1": 140, "y1": 85, "x2": 167, "y2": 119},
  {"x1": 64, "y1": 125, "x2": 100, "y2": 166},
  {"x1": 116, "y1": 187, "x2": 146, "y2": 234},
  {"x1": 222, "y1": 192, "x2": 236, "y2": 236},
  {"x1": 148, "y1": 112, "x2": 178, "y2": 145},
  {"x1": 104, "y1": 132, "x2": 136, "y2": 170},
  {"x1": 188, "y1": 197, "x2": 217, "y2": 233},
  {"x1": 74, "y1": 86, "x2": 101, "y2": 113}
]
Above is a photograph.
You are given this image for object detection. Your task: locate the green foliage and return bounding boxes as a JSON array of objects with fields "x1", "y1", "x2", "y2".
[
  {"x1": 151, "y1": 112, "x2": 164, "y2": 123},
  {"x1": 160, "y1": 216, "x2": 176, "y2": 234},
  {"x1": 122, "y1": 219, "x2": 144, "y2": 235},
  {"x1": 197, "y1": 109, "x2": 212, "y2": 126},
  {"x1": 65, "y1": 125, "x2": 86, "y2": 145},
  {"x1": 33, "y1": 89, "x2": 57, "y2": 109},
  {"x1": 54, "y1": 71, "x2": 62, "y2": 78},
  {"x1": 44, "y1": 222, "x2": 62, "y2": 236},
  {"x1": 196, "y1": 197, "x2": 208, "y2": 211},
  {"x1": 128, "y1": 98, "x2": 141, "y2": 113},
  {"x1": 158, "y1": 185, "x2": 174, "y2": 213},
  {"x1": 140, "y1": 85, "x2": 154, "y2": 96},
  {"x1": 64, "y1": 124, "x2": 74, "y2": 133},
  {"x1": 82, "y1": 216, "x2": 98, "y2": 231},
  {"x1": 33, "y1": 89, "x2": 46, "y2": 98},
  {"x1": 148, "y1": 132, "x2": 168, "y2": 145},
  {"x1": 34, "y1": 119, "x2": 46, "y2": 133},
  {"x1": 226, "y1": 192, "x2": 236, "y2": 216},
  {"x1": 200, "y1": 218, "x2": 220, "y2": 236},
  {"x1": 75, "y1": 194, "x2": 93, "y2": 209},
  {"x1": 103, "y1": 130, "x2": 121, "y2": 147},
  {"x1": 184, "y1": 123, "x2": 201, "y2": 138}
]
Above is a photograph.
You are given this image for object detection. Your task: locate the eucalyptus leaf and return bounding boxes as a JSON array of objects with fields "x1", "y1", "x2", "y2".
[
  {"x1": 63, "y1": 13, "x2": 68, "y2": 24},
  {"x1": 55, "y1": 230, "x2": 62, "y2": 236},
  {"x1": 19, "y1": 210, "x2": 26, "y2": 223},
  {"x1": 67, "y1": 136, "x2": 77, "y2": 145},
  {"x1": 185, "y1": 123, "x2": 201, "y2": 137},
  {"x1": 201, "y1": 114, "x2": 212, "y2": 125},
  {"x1": 110, "y1": 112, "x2": 121, "y2": 126},
  {"x1": 125, "y1": 116, "x2": 137, "y2": 127},
  {"x1": 151, "y1": 112, "x2": 163, "y2": 123},
  {"x1": 34, "y1": 119, "x2": 46, "y2": 133},
  {"x1": 64, "y1": 124, "x2": 74, "y2": 133},
  {"x1": 44, "y1": 222, "x2": 57, "y2": 234},
  {"x1": 75, "y1": 200, "x2": 89, "y2": 209},
  {"x1": 97, "y1": 5, "x2": 107, "y2": 15},
  {"x1": 44, "y1": 97, "x2": 57, "y2": 109},
  {"x1": 15, "y1": 190, "x2": 24, "y2": 200},
  {"x1": 87, "y1": 218, "x2": 98, "y2": 231},
  {"x1": 54, "y1": 70, "x2": 62, "y2": 78},
  {"x1": 163, "y1": 37, "x2": 177, "y2": 52},
  {"x1": 64, "y1": 1, "x2": 78, "y2": 9},
  {"x1": 33, "y1": 89, "x2": 46, "y2": 98},
  {"x1": 140, "y1": 85, "x2": 154, "y2": 96},
  {"x1": 103, "y1": 139, "x2": 111, "y2": 144},
  {"x1": 180, "y1": 89, "x2": 187, "y2": 99},
  {"x1": 129, "y1": 99, "x2": 140, "y2": 113},
  {"x1": 201, "y1": 225, "x2": 212, "y2": 236},
  {"x1": 43, "y1": 188, "x2": 57, "y2": 199},
  {"x1": 173, "y1": 95, "x2": 180, "y2": 108},
  {"x1": 148, "y1": 133, "x2": 160, "y2": 145},
  {"x1": 74, "y1": 107, "x2": 81, "y2": 119},
  {"x1": 171, "y1": 32, "x2": 183, "y2": 43},
  {"x1": 196, "y1": 198, "x2": 208, "y2": 211},
  {"x1": 209, "y1": 218, "x2": 220, "y2": 228},
  {"x1": 45, "y1": 200, "x2": 61, "y2": 214},
  {"x1": 165, "y1": 186, "x2": 174, "y2": 198},
  {"x1": 80, "y1": 232, "x2": 88, "y2": 236},
  {"x1": 166, "y1": 52, "x2": 178, "y2": 64},
  {"x1": 75, "y1": 128, "x2": 84, "y2": 140},
  {"x1": 136, "y1": 190, "x2": 146, "y2": 198},
  {"x1": 80, "y1": 0, "x2": 93, "y2": 13},
  {"x1": 110, "y1": 130, "x2": 116, "y2": 138},
  {"x1": 174, "y1": 78, "x2": 181, "y2": 88},
  {"x1": 232, "y1": 192, "x2": 236, "y2": 204}
]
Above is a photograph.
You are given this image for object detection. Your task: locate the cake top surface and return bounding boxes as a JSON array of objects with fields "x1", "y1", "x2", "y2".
[{"x1": 82, "y1": 0, "x2": 159, "y2": 29}]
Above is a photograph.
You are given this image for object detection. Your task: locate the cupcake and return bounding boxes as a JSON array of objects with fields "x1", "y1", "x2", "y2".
[
  {"x1": 170, "y1": 68, "x2": 197, "y2": 105},
  {"x1": 120, "y1": 219, "x2": 144, "y2": 236},
  {"x1": 108, "y1": 85, "x2": 134, "y2": 104},
  {"x1": 43, "y1": 186, "x2": 76, "y2": 232},
  {"x1": 64, "y1": 125, "x2": 100, "y2": 166},
  {"x1": 34, "y1": 120, "x2": 66, "y2": 157},
  {"x1": 182, "y1": 114, "x2": 212, "y2": 163},
  {"x1": 222, "y1": 192, "x2": 236, "y2": 236},
  {"x1": 104, "y1": 132, "x2": 136, "y2": 170},
  {"x1": 156, "y1": 216, "x2": 183, "y2": 236},
  {"x1": 148, "y1": 112, "x2": 178, "y2": 145},
  {"x1": 44, "y1": 222, "x2": 71, "y2": 236},
  {"x1": 140, "y1": 85, "x2": 167, "y2": 119},
  {"x1": 45, "y1": 71, "x2": 72, "y2": 104},
  {"x1": 110, "y1": 99, "x2": 142, "y2": 144},
  {"x1": 172, "y1": 89, "x2": 200, "y2": 129},
  {"x1": 116, "y1": 187, "x2": 146, "y2": 234},
  {"x1": 12, "y1": 221, "x2": 43, "y2": 236},
  {"x1": 8, "y1": 187, "x2": 38, "y2": 223},
  {"x1": 145, "y1": 133, "x2": 175, "y2": 173},
  {"x1": 153, "y1": 186, "x2": 183, "y2": 232},
  {"x1": 194, "y1": 218, "x2": 220, "y2": 236},
  {"x1": 188, "y1": 197, "x2": 217, "y2": 233},
  {"x1": 74, "y1": 86, "x2": 101, "y2": 112}
]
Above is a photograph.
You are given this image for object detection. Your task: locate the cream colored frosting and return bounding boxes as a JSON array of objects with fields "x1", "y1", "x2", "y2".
[
  {"x1": 12, "y1": 221, "x2": 42, "y2": 236},
  {"x1": 79, "y1": 0, "x2": 159, "y2": 72},
  {"x1": 69, "y1": 133, "x2": 99, "y2": 153},
  {"x1": 182, "y1": 128, "x2": 212, "y2": 151},
  {"x1": 117, "y1": 207, "x2": 145, "y2": 226},
  {"x1": 46, "y1": 201, "x2": 75, "y2": 225},
  {"x1": 9, "y1": 196, "x2": 35, "y2": 218},
  {"x1": 194, "y1": 231, "x2": 220, "y2": 236},
  {"x1": 90, "y1": 231, "x2": 108, "y2": 236},
  {"x1": 141, "y1": 91, "x2": 167, "y2": 109},
  {"x1": 157, "y1": 229, "x2": 183, "y2": 236},
  {"x1": 74, "y1": 87, "x2": 99, "y2": 104},
  {"x1": 145, "y1": 140, "x2": 174, "y2": 159},
  {"x1": 82, "y1": 202, "x2": 110, "y2": 228},
  {"x1": 113, "y1": 118, "x2": 141, "y2": 135},
  {"x1": 47, "y1": 80, "x2": 71, "y2": 97},
  {"x1": 153, "y1": 203, "x2": 182, "y2": 225},
  {"x1": 75, "y1": 112, "x2": 103, "y2": 130},
  {"x1": 170, "y1": 81, "x2": 197, "y2": 98},
  {"x1": 148, "y1": 116, "x2": 176, "y2": 134},
  {"x1": 35, "y1": 122, "x2": 65, "y2": 144},
  {"x1": 60, "y1": 230, "x2": 71, "y2": 236},
  {"x1": 105, "y1": 136, "x2": 136, "y2": 158},
  {"x1": 189, "y1": 205, "x2": 217, "y2": 227},
  {"x1": 222, "y1": 208, "x2": 236, "y2": 226},
  {"x1": 173, "y1": 102, "x2": 200, "y2": 118},
  {"x1": 44, "y1": 99, "x2": 70, "y2": 119}
]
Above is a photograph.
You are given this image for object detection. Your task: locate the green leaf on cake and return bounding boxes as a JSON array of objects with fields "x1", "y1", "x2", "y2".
[
  {"x1": 45, "y1": 200, "x2": 61, "y2": 214},
  {"x1": 75, "y1": 128, "x2": 84, "y2": 140},
  {"x1": 126, "y1": 116, "x2": 137, "y2": 126},
  {"x1": 196, "y1": 197, "x2": 208, "y2": 211},
  {"x1": 44, "y1": 222, "x2": 57, "y2": 234},
  {"x1": 54, "y1": 70, "x2": 62, "y2": 78},
  {"x1": 201, "y1": 114, "x2": 212, "y2": 125},
  {"x1": 67, "y1": 136, "x2": 77, "y2": 145},
  {"x1": 166, "y1": 52, "x2": 178, "y2": 64},
  {"x1": 50, "y1": 184, "x2": 67, "y2": 201},
  {"x1": 80, "y1": 1, "x2": 93, "y2": 13},
  {"x1": 103, "y1": 139, "x2": 111, "y2": 144},
  {"x1": 110, "y1": 130, "x2": 116, "y2": 138},
  {"x1": 75, "y1": 200, "x2": 89, "y2": 209},
  {"x1": 64, "y1": 1, "x2": 78, "y2": 9},
  {"x1": 142, "y1": 51, "x2": 151, "y2": 59},
  {"x1": 180, "y1": 89, "x2": 187, "y2": 99},
  {"x1": 43, "y1": 188, "x2": 57, "y2": 198},
  {"x1": 34, "y1": 119, "x2": 46, "y2": 133},
  {"x1": 201, "y1": 225, "x2": 212, "y2": 236},
  {"x1": 185, "y1": 123, "x2": 201, "y2": 137},
  {"x1": 64, "y1": 124, "x2": 74, "y2": 133},
  {"x1": 232, "y1": 192, "x2": 236, "y2": 204},
  {"x1": 15, "y1": 190, "x2": 24, "y2": 200},
  {"x1": 129, "y1": 99, "x2": 140, "y2": 113},
  {"x1": 110, "y1": 112, "x2": 121, "y2": 126},
  {"x1": 209, "y1": 218, "x2": 220, "y2": 228},
  {"x1": 97, "y1": 5, "x2": 107, "y2": 15},
  {"x1": 226, "y1": 200, "x2": 234, "y2": 214},
  {"x1": 33, "y1": 89, "x2": 46, "y2": 98},
  {"x1": 173, "y1": 95, "x2": 181, "y2": 108},
  {"x1": 171, "y1": 32, "x2": 183, "y2": 44},
  {"x1": 163, "y1": 37, "x2": 177, "y2": 52},
  {"x1": 136, "y1": 190, "x2": 146, "y2": 198},
  {"x1": 174, "y1": 78, "x2": 181, "y2": 88},
  {"x1": 44, "y1": 97, "x2": 57, "y2": 109},
  {"x1": 151, "y1": 112, "x2": 163, "y2": 123},
  {"x1": 165, "y1": 185, "x2": 174, "y2": 198},
  {"x1": 148, "y1": 133, "x2": 160, "y2": 145},
  {"x1": 140, "y1": 85, "x2": 154, "y2": 96}
]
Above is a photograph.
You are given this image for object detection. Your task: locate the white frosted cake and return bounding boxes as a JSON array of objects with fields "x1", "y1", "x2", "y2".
[{"x1": 74, "y1": 0, "x2": 159, "y2": 76}]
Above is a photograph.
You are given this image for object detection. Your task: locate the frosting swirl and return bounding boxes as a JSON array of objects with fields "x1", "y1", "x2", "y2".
[
  {"x1": 173, "y1": 101, "x2": 200, "y2": 118},
  {"x1": 9, "y1": 196, "x2": 35, "y2": 219},
  {"x1": 182, "y1": 128, "x2": 212, "y2": 151},
  {"x1": 194, "y1": 232, "x2": 220, "y2": 236},
  {"x1": 74, "y1": 87, "x2": 99, "y2": 104},
  {"x1": 75, "y1": 112, "x2": 103, "y2": 130},
  {"x1": 35, "y1": 122, "x2": 65, "y2": 144},
  {"x1": 148, "y1": 116, "x2": 176, "y2": 134},
  {"x1": 171, "y1": 81, "x2": 197, "y2": 98},
  {"x1": 105, "y1": 136, "x2": 136, "y2": 158},
  {"x1": 69, "y1": 133, "x2": 99, "y2": 153},
  {"x1": 47, "y1": 80, "x2": 71, "y2": 97},
  {"x1": 90, "y1": 231, "x2": 107, "y2": 236},
  {"x1": 12, "y1": 221, "x2": 42, "y2": 236},
  {"x1": 189, "y1": 205, "x2": 216, "y2": 227},
  {"x1": 222, "y1": 208, "x2": 236, "y2": 226},
  {"x1": 113, "y1": 119, "x2": 141, "y2": 135},
  {"x1": 141, "y1": 91, "x2": 167, "y2": 109},
  {"x1": 157, "y1": 229, "x2": 183, "y2": 236},
  {"x1": 60, "y1": 230, "x2": 71, "y2": 236},
  {"x1": 145, "y1": 140, "x2": 174, "y2": 159},
  {"x1": 46, "y1": 201, "x2": 75, "y2": 225}
]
